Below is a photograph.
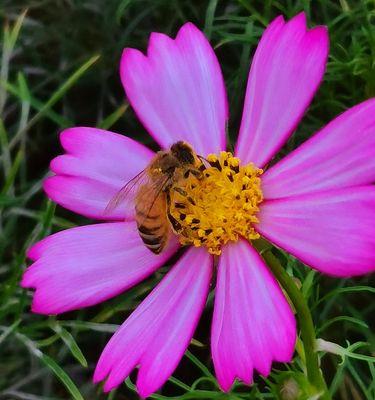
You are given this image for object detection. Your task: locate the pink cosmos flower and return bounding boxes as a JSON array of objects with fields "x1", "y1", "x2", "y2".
[{"x1": 22, "y1": 12, "x2": 375, "y2": 398}]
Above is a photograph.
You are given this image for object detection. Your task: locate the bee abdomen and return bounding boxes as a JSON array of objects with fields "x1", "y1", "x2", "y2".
[
  {"x1": 135, "y1": 186, "x2": 169, "y2": 254},
  {"x1": 138, "y1": 224, "x2": 161, "y2": 235},
  {"x1": 139, "y1": 233, "x2": 163, "y2": 246},
  {"x1": 135, "y1": 206, "x2": 159, "y2": 220},
  {"x1": 139, "y1": 233, "x2": 164, "y2": 253},
  {"x1": 137, "y1": 222, "x2": 167, "y2": 254}
]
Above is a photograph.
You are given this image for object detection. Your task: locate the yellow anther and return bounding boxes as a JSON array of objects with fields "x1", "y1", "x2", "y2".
[
  {"x1": 170, "y1": 151, "x2": 263, "y2": 254},
  {"x1": 229, "y1": 157, "x2": 240, "y2": 167},
  {"x1": 220, "y1": 151, "x2": 229, "y2": 160},
  {"x1": 198, "y1": 229, "x2": 205, "y2": 238},
  {"x1": 242, "y1": 175, "x2": 251, "y2": 184},
  {"x1": 185, "y1": 215, "x2": 194, "y2": 224},
  {"x1": 193, "y1": 239, "x2": 201, "y2": 247},
  {"x1": 243, "y1": 203, "x2": 253, "y2": 211},
  {"x1": 207, "y1": 154, "x2": 218, "y2": 162},
  {"x1": 215, "y1": 227, "x2": 225, "y2": 236}
]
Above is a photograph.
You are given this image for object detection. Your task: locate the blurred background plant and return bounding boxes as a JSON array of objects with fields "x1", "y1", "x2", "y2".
[{"x1": 0, "y1": 0, "x2": 374, "y2": 399}]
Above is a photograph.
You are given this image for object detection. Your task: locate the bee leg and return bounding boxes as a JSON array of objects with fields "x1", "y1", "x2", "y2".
[
  {"x1": 190, "y1": 169, "x2": 203, "y2": 178},
  {"x1": 166, "y1": 192, "x2": 183, "y2": 233},
  {"x1": 173, "y1": 187, "x2": 188, "y2": 196},
  {"x1": 168, "y1": 213, "x2": 183, "y2": 233},
  {"x1": 183, "y1": 168, "x2": 203, "y2": 180},
  {"x1": 173, "y1": 187, "x2": 196, "y2": 206}
]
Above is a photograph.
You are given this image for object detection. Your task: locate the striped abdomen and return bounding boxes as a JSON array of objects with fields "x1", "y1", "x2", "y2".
[{"x1": 135, "y1": 185, "x2": 170, "y2": 254}]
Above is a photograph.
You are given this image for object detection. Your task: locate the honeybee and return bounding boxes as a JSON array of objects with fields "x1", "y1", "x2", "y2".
[{"x1": 106, "y1": 141, "x2": 204, "y2": 254}]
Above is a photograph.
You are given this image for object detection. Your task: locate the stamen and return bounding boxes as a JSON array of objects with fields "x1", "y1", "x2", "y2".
[{"x1": 170, "y1": 151, "x2": 263, "y2": 255}]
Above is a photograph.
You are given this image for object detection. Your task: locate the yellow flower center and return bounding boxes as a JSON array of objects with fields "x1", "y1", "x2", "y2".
[{"x1": 170, "y1": 151, "x2": 263, "y2": 255}]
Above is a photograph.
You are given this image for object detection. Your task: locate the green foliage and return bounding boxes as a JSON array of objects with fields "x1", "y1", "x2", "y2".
[{"x1": 0, "y1": 1, "x2": 374, "y2": 399}]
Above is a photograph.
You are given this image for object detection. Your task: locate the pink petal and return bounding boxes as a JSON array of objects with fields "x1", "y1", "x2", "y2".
[
  {"x1": 47, "y1": 127, "x2": 154, "y2": 220},
  {"x1": 211, "y1": 239, "x2": 296, "y2": 391},
  {"x1": 262, "y1": 99, "x2": 375, "y2": 199},
  {"x1": 235, "y1": 13, "x2": 329, "y2": 167},
  {"x1": 257, "y1": 187, "x2": 375, "y2": 277},
  {"x1": 94, "y1": 247, "x2": 212, "y2": 397},
  {"x1": 22, "y1": 222, "x2": 179, "y2": 314},
  {"x1": 120, "y1": 22, "x2": 228, "y2": 155}
]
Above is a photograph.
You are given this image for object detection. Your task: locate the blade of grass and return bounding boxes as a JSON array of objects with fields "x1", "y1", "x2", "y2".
[
  {"x1": 15, "y1": 332, "x2": 85, "y2": 400},
  {"x1": 98, "y1": 103, "x2": 128, "y2": 130},
  {"x1": 6, "y1": 54, "x2": 100, "y2": 152},
  {"x1": 50, "y1": 321, "x2": 88, "y2": 367},
  {"x1": 0, "y1": 10, "x2": 27, "y2": 114},
  {"x1": 1, "y1": 78, "x2": 72, "y2": 127},
  {"x1": 1, "y1": 148, "x2": 23, "y2": 195}
]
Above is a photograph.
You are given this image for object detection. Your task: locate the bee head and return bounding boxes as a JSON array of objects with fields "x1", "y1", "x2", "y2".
[
  {"x1": 154, "y1": 152, "x2": 178, "y2": 176},
  {"x1": 170, "y1": 141, "x2": 195, "y2": 165}
]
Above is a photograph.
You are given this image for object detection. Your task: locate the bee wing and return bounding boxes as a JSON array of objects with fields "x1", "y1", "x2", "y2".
[
  {"x1": 104, "y1": 169, "x2": 150, "y2": 215},
  {"x1": 135, "y1": 174, "x2": 172, "y2": 228},
  {"x1": 104, "y1": 169, "x2": 172, "y2": 217},
  {"x1": 196, "y1": 154, "x2": 209, "y2": 169}
]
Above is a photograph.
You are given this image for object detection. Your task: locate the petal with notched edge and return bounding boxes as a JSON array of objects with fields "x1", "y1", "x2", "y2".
[
  {"x1": 22, "y1": 222, "x2": 178, "y2": 314},
  {"x1": 121, "y1": 22, "x2": 228, "y2": 155},
  {"x1": 236, "y1": 13, "x2": 328, "y2": 168},
  {"x1": 211, "y1": 239, "x2": 296, "y2": 391},
  {"x1": 93, "y1": 247, "x2": 212, "y2": 397},
  {"x1": 47, "y1": 127, "x2": 154, "y2": 220}
]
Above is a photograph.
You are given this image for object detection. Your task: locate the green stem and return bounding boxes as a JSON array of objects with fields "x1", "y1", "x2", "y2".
[{"x1": 255, "y1": 241, "x2": 331, "y2": 400}]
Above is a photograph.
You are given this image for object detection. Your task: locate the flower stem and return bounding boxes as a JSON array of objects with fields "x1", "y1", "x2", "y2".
[{"x1": 255, "y1": 240, "x2": 331, "y2": 400}]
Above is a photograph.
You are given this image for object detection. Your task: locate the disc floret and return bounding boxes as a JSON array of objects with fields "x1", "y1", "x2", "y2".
[{"x1": 170, "y1": 151, "x2": 263, "y2": 254}]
